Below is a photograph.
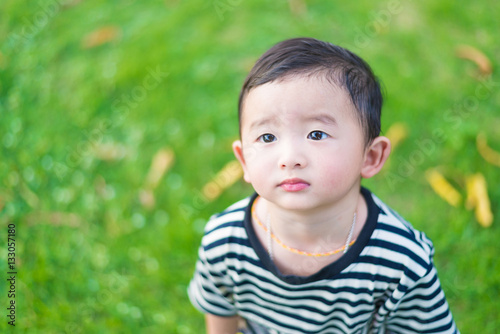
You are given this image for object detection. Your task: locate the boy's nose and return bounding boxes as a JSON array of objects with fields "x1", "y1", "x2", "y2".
[{"x1": 278, "y1": 144, "x2": 307, "y2": 169}]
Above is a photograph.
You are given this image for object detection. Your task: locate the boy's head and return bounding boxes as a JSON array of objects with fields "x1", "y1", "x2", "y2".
[
  {"x1": 232, "y1": 37, "x2": 391, "y2": 209},
  {"x1": 238, "y1": 37, "x2": 383, "y2": 147}
]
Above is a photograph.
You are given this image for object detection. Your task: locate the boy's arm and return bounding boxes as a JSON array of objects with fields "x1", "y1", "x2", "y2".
[
  {"x1": 387, "y1": 265, "x2": 459, "y2": 333},
  {"x1": 205, "y1": 314, "x2": 239, "y2": 334}
]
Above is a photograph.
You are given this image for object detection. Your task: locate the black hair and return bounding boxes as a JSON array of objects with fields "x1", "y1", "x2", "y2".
[{"x1": 238, "y1": 37, "x2": 383, "y2": 146}]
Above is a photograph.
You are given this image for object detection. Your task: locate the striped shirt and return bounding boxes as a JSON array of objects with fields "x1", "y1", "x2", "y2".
[{"x1": 188, "y1": 188, "x2": 459, "y2": 333}]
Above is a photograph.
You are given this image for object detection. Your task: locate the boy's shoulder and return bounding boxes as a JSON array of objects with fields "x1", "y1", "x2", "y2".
[
  {"x1": 202, "y1": 195, "x2": 253, "y2": 238},
  {"x1": 368, "y1": 191, "x2": 435, "y2": 272}
]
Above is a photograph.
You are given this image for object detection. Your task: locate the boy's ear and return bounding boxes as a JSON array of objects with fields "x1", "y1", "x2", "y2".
[
  {"x1": 232, "y1": 140, "x2": 251, "y2": 183},
  {"x1": 361, "y1": 136, "x2": 391, "y2": 179}
]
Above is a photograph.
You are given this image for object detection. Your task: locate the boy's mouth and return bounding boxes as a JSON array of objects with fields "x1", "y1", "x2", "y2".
[{"x1": 278, "y1": 178, "x2": 310, "y2": 192}]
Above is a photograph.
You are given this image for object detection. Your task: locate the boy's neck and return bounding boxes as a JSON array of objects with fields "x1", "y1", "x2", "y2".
[{"x1": 257, "y1": 188, "x2": 367, "y2": 248}]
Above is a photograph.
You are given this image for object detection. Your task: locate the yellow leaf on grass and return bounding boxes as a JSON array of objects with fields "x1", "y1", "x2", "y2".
[
  {"x1": 20, "y1": 182, "x2": 39, "y2": 208},
  {"x1": 93, "y1": 142, "x2": 128, "y2": 161},
  {"x1": 25, "y1": 212, "x2": 83, "y2": 227},
  {"x1": 145, "y1": 148, "x2": 175, "y2": 190},
  {"x1": 476, "y1": 132, "x2": 500, "y2": 167},
  {"x1": 82, "y1": 26, "x2": 121, "y2": 49},
  {"x1": 202, "y1": 160, "x2": 243, "y2": 202},
  {"x1": 455, "y1": 45, "x2": 493, "y2": 76},
  {"x1": 140, "y1": 148, "x2": 175, "y2": 209},
  {"x1": 147, "y1": 149, "x2": 175, "y2": 188},
  {"x1": 139, "y1": 189, "x2": 156, "y2": 210},
  {"x1": 288, "y1": 0, "x2": 307, "y2": 16},
  {"x1": 385, "y1": 122, "x2": 408, "y2": 150},
  {"x1": 425, "y1": 169, "x2": 461, "y2": 207},
  {"x1": 465, "y1": 173, "x2": 493, "y2": 228}
]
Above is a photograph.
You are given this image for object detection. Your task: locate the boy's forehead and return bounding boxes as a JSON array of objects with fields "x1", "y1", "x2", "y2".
[{"x1": 240, "y1": 75, "x2": 356, "y2": 127}]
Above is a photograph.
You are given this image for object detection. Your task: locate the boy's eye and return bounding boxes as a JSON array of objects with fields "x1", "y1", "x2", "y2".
[
  {"x1": 308, "y1": 131, "x2": 329, "y2": 141},
  {"x1": 258, "y1": 133, "x2": 276, "y2": 143}
]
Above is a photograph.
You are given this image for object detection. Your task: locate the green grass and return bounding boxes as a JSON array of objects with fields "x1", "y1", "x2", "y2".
[{"x1": 1, "y1": 0, "x2": 499, "y2": 332}]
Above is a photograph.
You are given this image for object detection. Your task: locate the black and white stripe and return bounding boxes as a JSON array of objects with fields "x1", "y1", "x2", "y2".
[{"x1": 188, "y1": 188, "x2": 458, "y2": 333}]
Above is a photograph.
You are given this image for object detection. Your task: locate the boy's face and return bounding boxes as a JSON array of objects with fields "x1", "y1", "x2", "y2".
[{"x1": 233, "y1": 75, "x2": 377, "y2": 212}]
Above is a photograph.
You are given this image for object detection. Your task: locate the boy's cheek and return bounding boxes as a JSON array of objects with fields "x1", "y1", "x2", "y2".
[
  {"x1": 242, "y1": 144, "x2": 263, "y2": 165},
  {"x1": 233, "y1": 157, "x2": 252, "y2": 184},
  {"x1": 243, "y1": 147, "x2": 256, "y2": 162}
]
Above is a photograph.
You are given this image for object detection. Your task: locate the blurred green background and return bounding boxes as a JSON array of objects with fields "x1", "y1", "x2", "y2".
[{"x1": 1, "y1": 0, "x2": 499, "y2": 333}]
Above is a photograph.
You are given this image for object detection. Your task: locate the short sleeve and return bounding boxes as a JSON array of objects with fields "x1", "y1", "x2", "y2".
[
  {"x1": 188, "y1": 240, "x2": 237, "y2": 317},
  {"x1": 385, "y1": 265, "x2": 459, "y2": 333}
]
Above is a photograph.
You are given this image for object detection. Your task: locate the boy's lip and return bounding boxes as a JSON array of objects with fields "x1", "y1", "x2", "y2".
[{"x1": 278, "y1": 178, "x2": 310, "y2": 192}]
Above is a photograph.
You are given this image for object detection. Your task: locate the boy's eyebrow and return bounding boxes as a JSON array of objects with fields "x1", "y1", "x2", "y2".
[
  {"x1": 307, "y1": 113, "x2": 338, "y2": 126},
  {"x1": 248, "y1": 113, "x2": 337, "y2": 130},
  {"x1": 249, "y1": 116, "x2": 279, "y2": 130}
]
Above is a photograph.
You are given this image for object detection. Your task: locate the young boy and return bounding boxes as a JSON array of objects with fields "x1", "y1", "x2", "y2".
[{"x1": 188, "y1": 37, "x2": 459, "y2": 333}]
